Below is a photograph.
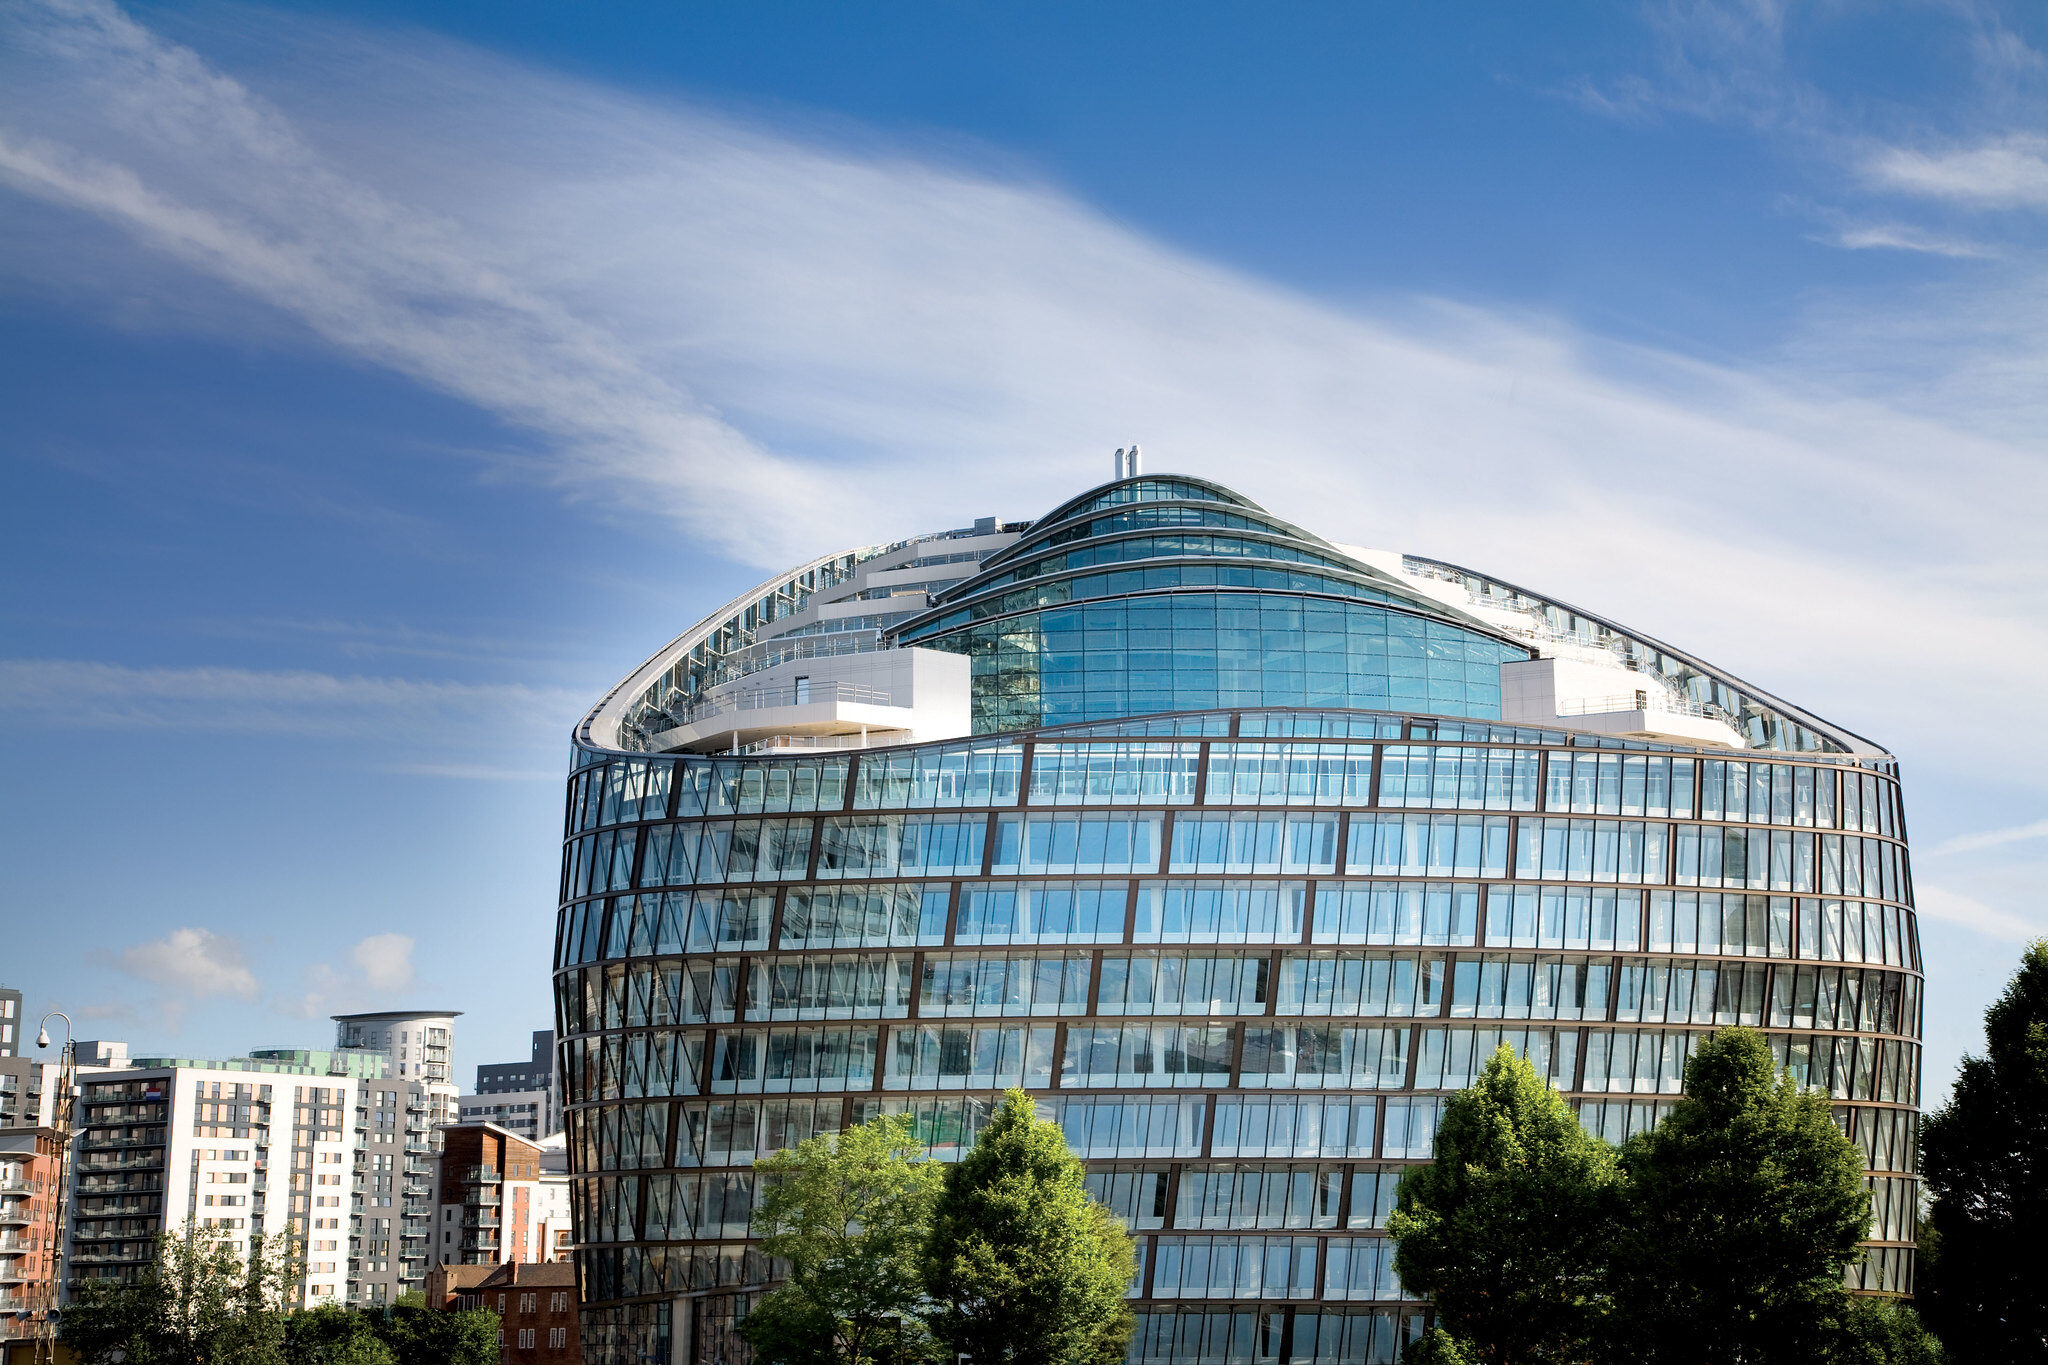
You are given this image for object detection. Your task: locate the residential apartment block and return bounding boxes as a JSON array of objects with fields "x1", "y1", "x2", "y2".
[
  {"x1": 69, "y1": 1052, "x2": 380, "y2": 1305},
  {"x1": 333, "y1": 1012, "x2": 463, "y2": 1306},
  {"x1": 465, "y1": 1030, "x2": 561, "y2": 1142},
  {"x1": 56, "y1": 1013, "x2": 463, "y2": 1310},
  {"x1": 0, "y1": 1127, "x2": 63, "y2": 1359},
  {"x1": 434, "y1": 1124, "x2": 572, "y2": 1271}
]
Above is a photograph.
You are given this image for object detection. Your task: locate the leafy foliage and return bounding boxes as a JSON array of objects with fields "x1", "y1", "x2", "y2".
[
  {"x1": 1389, "y1": 1029, "x2": 1928, "y2": 1365},
  {"x1": 58, "y1": 1223, "x2": 495, "y2": 1365},
  {"x1": 1834, "y1": 1297, "x2": 1945, "y2": 1365},
  {"x1": 1606, "y1": 1027, "x2": 1874, "y2": 1364},
  {"x1": 739, "y1": 1112, "x2": 944, "y2": 1365},
  {"x1": 1389, "y1": 1044, "x2": 1615, "y2": 1364},
  {"x1": 922, "y1": 1090, "x2": 1135, "y2": 1365},
  {"x1": 1404, "y1": 1328, "x2": 1479, "y2": 1365},
  {"x1": 375, "y1": 1298, "x2": 501, "y2": 1365},
  {"x1": 283, "y1": 1304, "x2": 397, "y2": 1365},
  {"x1": 1918, "y1": 939, "x2": 2048, "y2": 1363},
  {"x1": 62, "y1": 1221, "x2": 303, "y2": 1365}
]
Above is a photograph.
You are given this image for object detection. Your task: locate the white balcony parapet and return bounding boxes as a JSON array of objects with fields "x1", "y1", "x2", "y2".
[
  {"x1": 644, "y1": 647, "x2": 972, "y2": 756},
  {"x1": 1501, "y1": 658, "x2": 1744, "y2": 749},
  {"x1": 682, "y1": 680, "x2": 893, "y2": 726}
]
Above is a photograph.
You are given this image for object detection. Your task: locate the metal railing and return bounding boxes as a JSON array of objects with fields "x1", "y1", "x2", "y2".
[
  {"x1": 737, "y1": 732, "x2": 881, "y2": 756},
  {"x1": 1556, "y1": 692, "x2": 1732, "y2": 724},
  {"x1": 681, "y1": 679, "x2": 895, "y2": 726}
]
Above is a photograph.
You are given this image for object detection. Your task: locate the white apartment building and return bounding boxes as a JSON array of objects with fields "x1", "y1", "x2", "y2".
[
  {"x1": 69, "y1": 1054, "x2": 377, "y2": 1307},
  {"x1": 331, "y1": 1013, "x2": 462, "y2": 1306},
  {"x1": 60, "y1": 1014, "x2": 466, "y2": 1311}
]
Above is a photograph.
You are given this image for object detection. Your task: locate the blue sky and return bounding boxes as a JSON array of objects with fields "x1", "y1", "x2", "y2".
[{"x1": 3, "y1": 0, "x2": 2046, "y2": 1096}]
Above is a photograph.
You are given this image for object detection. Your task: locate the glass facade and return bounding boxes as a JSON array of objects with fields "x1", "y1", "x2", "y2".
[{"x1": 558, "y1": 476, "x2": 1920, "y2": 1364}]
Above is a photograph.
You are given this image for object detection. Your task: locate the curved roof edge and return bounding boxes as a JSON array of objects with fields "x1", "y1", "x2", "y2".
[
  {"x1": 1407, "y1": 555, "x2": 1889, "y2": 758},
  {"x1": 579, "y1": 544, "x2": 888, "y2": 752}
]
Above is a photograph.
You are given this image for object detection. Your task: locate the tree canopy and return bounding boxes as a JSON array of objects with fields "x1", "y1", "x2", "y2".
[
  {"x1": 922, "y1": 1091, "x2": 1135, "y2": 1365},
  {"x1": 1390, "y1": 1043, "x2": 1615, "y2": 1364},
  {"x1": 1918, "y1": 938, "x2": 2048, "y2": 1363},
  {"x1": 1607, "y1": 1027, "x2": 1873, "y2": 1364},
  {"x1": 62, "y1": 1222, "x2": 302, "y2": 1365},
  {"x1": 59, "y1": 1223, "x2": 497, "y2": 1365},
  {"x1": 739, "y1": 1112, "x2": 943, "y2": 1365},
  {"x1": 1389, "y1": 1029, "x2": 1944, "y2": 1365}
]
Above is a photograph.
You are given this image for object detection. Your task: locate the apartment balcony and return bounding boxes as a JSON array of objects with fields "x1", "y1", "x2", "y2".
[
  {"x1": 70, "y1": 1226, "x2": 154, "y2": 1243},
  {"x1": 0, "y1": 1235, "x2": 33, "y2": 1253},
  {"x1": 0, "y1": 1181, "x2": 41, "y2": 1196},
  {"x1": 464, "y1": 1166, "x2": 501, "y2": 1185},
  {"x1": 79, "y1": 1135, "x2": 165, "y2": 1152},
  {"x1": 0, "y1": 1213, "x2": 29, "y2": 1230},
  {"x1": 464, "y1": 1215, "x2": 501, "y2": 1230},
  {"x1": 464, "y1": 1190, "x2": 500, "y2": 1208},
  {"x1": 0, "y1": 1266, "x2": 26, "y2": 1287},
  {"x1": 76, "y1": 1155, "x2": 165, "y2": 1173}
]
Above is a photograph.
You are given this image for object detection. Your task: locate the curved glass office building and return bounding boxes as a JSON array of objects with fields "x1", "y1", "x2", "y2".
[{"x1": 557, "y1": 472, "x2": 1921, "y2": 1365}]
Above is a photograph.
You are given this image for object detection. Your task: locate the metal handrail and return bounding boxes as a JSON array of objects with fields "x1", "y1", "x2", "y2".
[
  {"x1": 737, "y1": 732, "x2": 878, "y2": 756},
  {"x1": 1556, "y1": 692, "x2": 1731, "y2": 723},
  {"x1": 682, "y1": 679, "x2": 894, "y2": 725}
]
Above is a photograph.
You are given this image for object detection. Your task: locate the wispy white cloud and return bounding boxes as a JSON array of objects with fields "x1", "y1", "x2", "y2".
[
  {"x1": 0, "y1": 0, "x2": 2046, "y2": 798},
  {"x1": 113, "y1": 927, "x2": 259, "y2": 1001},
  {"x1": 1863, "y1": 134, "x2": 2048, "y2": 211},
  {"x1": 1823, "y1": 221, "x2": 1998, "y2": 258},
  {"x1": 1913, "y1": 883, "x2": 2044, "y2": 941},
  {"x1": 0, "y1": 658, "x2": 583, "y2": 742},
  {"x1": 279, "y1": 932, "x2": 419, "y2": 1017},
  {"x1": 1930, "y1": 817, "x2": 2048, "y2": 856}
]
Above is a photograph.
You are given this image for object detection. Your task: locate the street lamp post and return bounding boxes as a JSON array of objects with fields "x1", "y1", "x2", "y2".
[{"x1": 33, "y1": 1013, "x2": 74, "y2": 1365}]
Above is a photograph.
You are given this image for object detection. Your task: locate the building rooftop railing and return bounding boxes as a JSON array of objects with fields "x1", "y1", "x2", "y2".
[
  {"x1": 736, "y1": 732, "x2": 881, "y2": 756},
  {"x1": 1556, "y1": 692, "x2": 1735, "y2": 724},
  {"x1": 682, "y1": 679, "x2": 896, "y2": 726}
]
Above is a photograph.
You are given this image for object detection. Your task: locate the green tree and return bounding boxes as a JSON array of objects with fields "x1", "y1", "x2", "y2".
[
  {"x1": 57, "y1": 1274, "x2": 172, "y2": 1365},
  {"x1": 1918, "y1": 939, "x2": 2048, "y2": 1363},
  {"x1": 738, "y1": 1112, "x2": 943, "y2": 1365},
  {"x1": 922, "y1": 1091, "x2": 1134, "y2": 1365},
  {"x1": 1388, "y1": 1044, "x2": 1616, "y2": 1365},
  {"x1": 374, "y1": 1299, "x2": 500, "y2": 1365},
  {"x1": 60, "y1": 1221, "x2": 303, "y2": 1365},
  {"x1": 284, "y1": 1304, "x2": 396, "y2": 1365},
  {"x1": 1606, "y1": 1027, "x2": 1871, "y2": 1365},
  {"x1": 1404, "y1": 1328, "x2": 1480, "y2": 1365},
  {"x1": 1833, "y1": 1298, "x2": 1945, "y2": 1365}
]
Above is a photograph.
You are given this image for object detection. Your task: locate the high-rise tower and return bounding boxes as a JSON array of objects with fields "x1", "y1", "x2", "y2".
[{"x1": 558, "y1": 473, "x2": 1920, "y2": 1364}]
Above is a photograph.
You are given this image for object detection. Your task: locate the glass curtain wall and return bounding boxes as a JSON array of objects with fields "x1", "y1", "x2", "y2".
[{"x1": 558, "y1": 477, "x2": 1920, "y2": 1365}]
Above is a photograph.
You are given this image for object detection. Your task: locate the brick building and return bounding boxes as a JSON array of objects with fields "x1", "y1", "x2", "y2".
[
  {"x1": 0, "y1": 1127, "x2": 64, "y2": 1363},
  {"x1": 426, "y1": 1259, "x2": 580, "y2": 1364},
  {"x1": 434, "y1": 1123, "x2": 570, "y2": 1269}
]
